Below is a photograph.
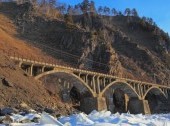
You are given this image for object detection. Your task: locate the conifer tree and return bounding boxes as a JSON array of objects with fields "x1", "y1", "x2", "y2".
[
  {"x1": 80, "y1": 0, "x2": 90, "y2": 14},
  {"x1": 67, "y1": 5, "x2": 74, "y2": 15},
  {"x1": 111, "y1": 8, "x2": 117, "y2": 16},
  {"x1": 103, "y1": 6, "x2": 110, "y2": 15},
  {"x1": 98, "y1": 6, "x2": 103, "y2": 15},
  {"x1": 124, "y1": 8, "x2": 131, "y2": 16},
  {"x1": 64, "y1": 14, "x2": 73, "y2": 24},
  {"x1": 49, "y1": 0, "x2": 56, "y2": 8},
  {"x1": 131, "y1": 8, "x2": 138, "y2": 17},
  {"x1": 89, "y1": 1, "x2": 96, "y2": 14}
]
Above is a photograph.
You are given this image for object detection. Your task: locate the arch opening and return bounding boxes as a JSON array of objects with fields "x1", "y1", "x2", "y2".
[
  {"x1": 37, "y1": 70, "x2": 95, "y2": 96},
  {"x1": 103, "y1": 81, "x2": 139, "y2": 113},
  {"x1": 145, "y1": 88, "x2": 168, "y2": 114},
  {"x1": 38, "y1": 71, "x2": 94, "y2": 111},
  {"x1": 112, "y1": 88, "x2": 126, "y2": 113},
  {"x1": 101, "y1": 81, "x2": 140, "y2": 98}
]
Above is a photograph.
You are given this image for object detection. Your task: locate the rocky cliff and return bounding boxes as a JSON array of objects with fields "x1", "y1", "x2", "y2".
[
  {"x1": 0, "y1": 1, "x2": 170, "y2": 114},
  {"x1": 2, "y1": 2, "x2": 168, "y2": 85}
]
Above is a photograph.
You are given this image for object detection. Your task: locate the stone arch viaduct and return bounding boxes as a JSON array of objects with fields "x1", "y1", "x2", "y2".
[{"x1": 10, "y1": 56, "x2": 170, "y2": 114}]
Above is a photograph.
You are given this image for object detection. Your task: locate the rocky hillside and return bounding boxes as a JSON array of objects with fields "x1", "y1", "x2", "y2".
[
  {"x1": 0, "y1": 2, "x2": 74, "y2": 115},
  {"x1": 2, "y1": 2, "x2": 168, "y2": 85},
  {"x1": 0, "y1": 52, "x2": 72, "y2": 115}
]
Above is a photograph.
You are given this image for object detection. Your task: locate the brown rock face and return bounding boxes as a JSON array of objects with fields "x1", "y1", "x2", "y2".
[
  {"x1": 0, "y1": 52, "x2": 72, "y2": 115},
  {"x1": 0, "y1": 2, "x2": 170, "y2": 114},
  {"x1": 1, "y1": 2, "x2": 168, "y2": 85}
]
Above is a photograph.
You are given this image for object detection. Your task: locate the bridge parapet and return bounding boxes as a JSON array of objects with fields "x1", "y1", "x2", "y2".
[
  {"x1": 10, "y1": 55, "x2": 170, "y2": 114},
  {"x1": 10, "y1": 56, "x2": 170, "y2": 96}
]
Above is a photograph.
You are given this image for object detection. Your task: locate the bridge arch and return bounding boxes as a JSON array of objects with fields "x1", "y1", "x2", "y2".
[
  {"x1": 142, "y1": 86, "x2": 167, "y2": 100},
  {"x1": 35, "y1": 70, "x2": 96, "y2": 97},
  {"x1": 100, "y1": 80, "x2": 141, "y2": 99}
]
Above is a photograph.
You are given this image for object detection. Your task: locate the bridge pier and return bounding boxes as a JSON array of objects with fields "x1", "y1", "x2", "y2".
[
  {"x1": 42, "y1": 66, "x2": 45, "y2": 73},
  {"x1": 19, "y1": 61, "x2": 22, "y2": 68},
  {"x1": 106, "y1": 97, "x2": 114, "y2": 113},
  {"x1": 30, "y1": 64, "x2": 33, "y2": 76},
  {"x1": 127, "y1": 98, "x2": 151, "y2": 114},
  {"x1": 80, "y1": 97, "x2": 107, "y2": 114},
  {"x1": 142, "y1": 99, "x2": 151, "y2": 114},
  {"x1": 22, "y1": 64, "x2": 34, "y2": 76},
  {"x1": 125, "y1": 94, "x2": 129, "y2": 112},
  {"x1": 10, "y1": 56, "x2": 170, "y2": 115}
]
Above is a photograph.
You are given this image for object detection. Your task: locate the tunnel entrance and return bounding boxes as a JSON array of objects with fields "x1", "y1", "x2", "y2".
[{"x1": 113, "y1": 88, "x2": 126, "y2": 113}]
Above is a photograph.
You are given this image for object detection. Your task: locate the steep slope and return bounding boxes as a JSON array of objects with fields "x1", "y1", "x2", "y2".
[
  {"x1": 0, "y1": 3, "x2": 73, "y2": 114},
  {"x1": 0, "y1": 52, "x2": 72, "y2": 114},
  {"x1": 0, "y1": 2, "x2": 170, "y2": 85}
]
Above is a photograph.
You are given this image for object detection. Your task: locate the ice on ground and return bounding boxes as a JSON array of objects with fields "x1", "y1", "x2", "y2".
[
  {"x1": 39, "y1": 112, "x2": 63, "y2": 126},
  {"x1": 59, "y1": 110, "x2": 170, "y2": 126},
  {"x1": 2, "y1": 110, "x2": 170, "y2": 126},
  {"x1": 10, "y1": 112, "x2": 64, "y2": 126},
  {"x1": 11, "y1": 113, "x2": 41, "y2": 122}
]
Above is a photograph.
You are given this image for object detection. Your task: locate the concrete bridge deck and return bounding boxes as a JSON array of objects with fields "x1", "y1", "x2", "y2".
[{"x1": 10, "y1": 56, "x2": 170, "y2": 114}]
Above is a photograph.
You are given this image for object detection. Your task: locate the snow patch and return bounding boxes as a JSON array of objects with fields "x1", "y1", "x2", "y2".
[{"x1": 2, "y1": 110, "x2": 170, "y2": 126}]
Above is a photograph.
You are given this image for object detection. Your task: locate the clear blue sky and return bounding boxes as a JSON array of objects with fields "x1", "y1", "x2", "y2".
[{"x1": 58, "y1": 0, "x2": 170, "y2": 34}]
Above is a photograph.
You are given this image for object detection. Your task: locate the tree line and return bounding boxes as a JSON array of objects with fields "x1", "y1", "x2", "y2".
[
  {"x1": 1, "y1": 0, "x2": 157, "y2": 26},
  {"x1": 8, "y1": 0, "x2": 138, "y2": 16}
]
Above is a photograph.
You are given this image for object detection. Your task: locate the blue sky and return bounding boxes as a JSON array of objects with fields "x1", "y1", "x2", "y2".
[{"x1": 58, "y1": 0, "x2": 170, "y2": 34}]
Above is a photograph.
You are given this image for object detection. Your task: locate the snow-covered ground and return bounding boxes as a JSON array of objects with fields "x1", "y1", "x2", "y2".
[
  {"x1": 59, "y1": 110, "x2": 170, "y2": 126},
  {"x1": 1, "y1": 110, "x2": 170, "y2": 126}
]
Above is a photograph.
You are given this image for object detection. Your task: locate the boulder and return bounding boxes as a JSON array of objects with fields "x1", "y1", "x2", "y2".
[
  {"x1": 31, "y1": 117, "x2": 39, "y2": 123},
  {"x1": 0, "y1": 75, "x2": 3, "y2": 79},
  {"x1": 0, "y1": 76, "x2": 4, "y2": 86},
  {"x1": 44, "y1": 108, "x2": 61, "y2": 118},
  {"x1": 20, "y1": 102, "x2": 30, "y2": 109},
  {"x1": 0, "y1": 79, "x2": 3, "y2": 86},
  {"x1": 2, "y1": 78, "x2": 14, "y2": 87},
  {"x1": 19, "y1": 110, "x2": 29, "y2": 116},
  {"x1": 20, "y1": 118, "x2": 32, "y2": 123},
  {"x1": 1, "y1": 115, "x2": 13, "y2": 124},
  {"x1": 0, "y1": 107, "x2": 14, "y2": 116},
  {"x1": 19, "y1": 102, "x2": 33, "y2": 115},
  {"x1": 44, "y1": 108, "x2": 55, "y2": 114}
]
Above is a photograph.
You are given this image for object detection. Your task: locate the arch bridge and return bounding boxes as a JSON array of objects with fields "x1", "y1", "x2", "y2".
[{"x1": 10, "y1": 56, "x2": 170, "y2": 114}]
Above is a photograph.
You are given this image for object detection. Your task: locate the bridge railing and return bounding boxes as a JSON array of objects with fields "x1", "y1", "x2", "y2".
[
  {"x1": 0, "y1": 48, "x2": 111, "y2": 74},
  {"x1": 1, "y1": 47, "x2": 169, "y2": 87}
]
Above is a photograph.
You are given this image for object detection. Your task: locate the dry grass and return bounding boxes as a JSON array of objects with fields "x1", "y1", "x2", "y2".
[
  {"x1": 0, "y1": 52, "x2": 71, "y2": 114},
  {"x1": 0, "y1": 13, "x2": 58, "y2": 63},
  {"x1": 0, "y1": 13, "x2": 72, "y2": 113}
]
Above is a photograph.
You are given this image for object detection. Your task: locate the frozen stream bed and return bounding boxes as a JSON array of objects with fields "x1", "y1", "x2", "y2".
[{"x1": 1, "y1": 110, "x2": 170, "y2": 126}]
